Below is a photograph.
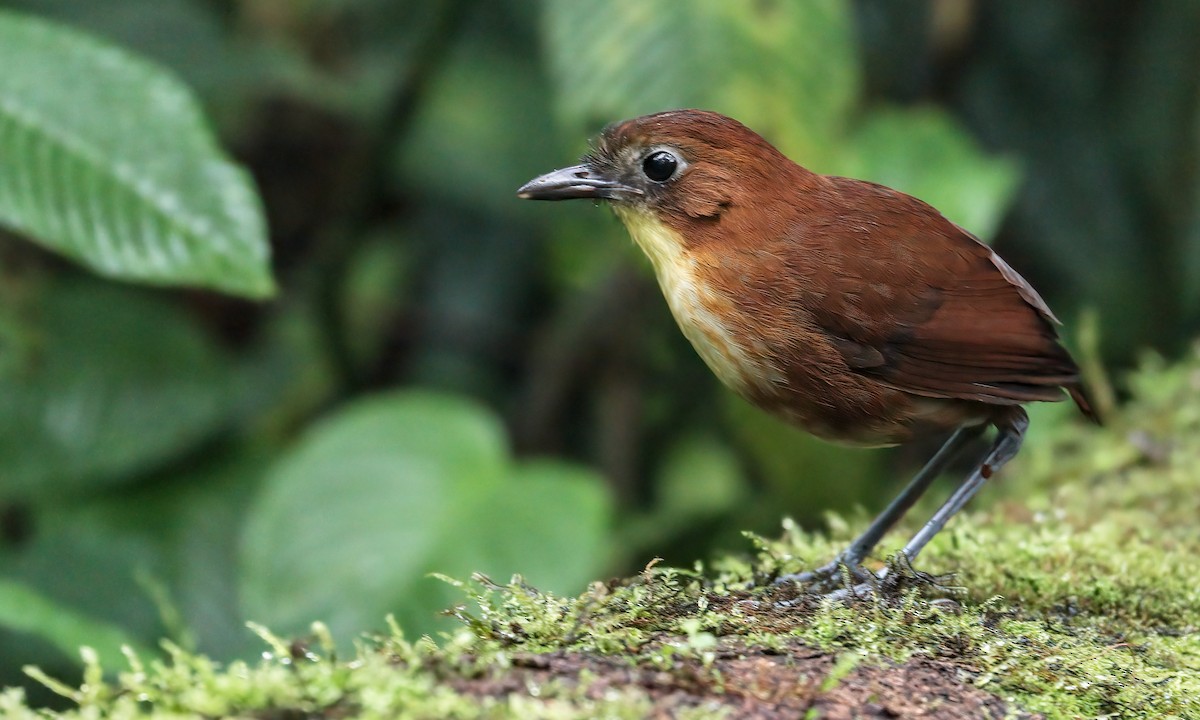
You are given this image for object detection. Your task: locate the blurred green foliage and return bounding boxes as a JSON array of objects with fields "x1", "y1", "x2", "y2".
[
  {"x1": 0, "y1": 10, "x2": 272, "y2": 296},
  {"x1": 241, "y1": 392, "x2": 611, "y2": 647},
  {"x1": 0, "y1": 0, "x2": 1195, "y2": 704}
]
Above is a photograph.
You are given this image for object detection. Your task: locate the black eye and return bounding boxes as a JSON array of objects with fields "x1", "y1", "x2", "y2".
[{"x1": 641, "y1": 150, "x2": 679, "y2": 182}]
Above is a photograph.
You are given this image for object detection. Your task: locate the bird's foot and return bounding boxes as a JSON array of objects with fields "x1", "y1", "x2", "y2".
[
  {"x1": 772, "y1": 556, "x2": 876, "y2": 595},
  {"x1": 773, "y1": 553, "x2": 962, "y2": 605}
]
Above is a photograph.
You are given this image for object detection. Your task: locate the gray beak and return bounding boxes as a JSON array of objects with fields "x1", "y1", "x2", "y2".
[{"x1": 517, "y1": 163, "x2": 641, "y2": 201}]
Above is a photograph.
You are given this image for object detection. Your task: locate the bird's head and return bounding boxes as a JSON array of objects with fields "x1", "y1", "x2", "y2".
[{"x1": 518, "y1": 110, "x2": 805, "y2": 257}]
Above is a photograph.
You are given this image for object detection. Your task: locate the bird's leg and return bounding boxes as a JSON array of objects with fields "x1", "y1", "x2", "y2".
[
  {"x1": 775, "y1": 424, "x2": 985, "y2": 590},
  {"x1": 827, "y1": 407, "x2": 1029, "y2": 600},
  {"x1": 898, "y1": 408, "x2": 1028, "y2": 563}
]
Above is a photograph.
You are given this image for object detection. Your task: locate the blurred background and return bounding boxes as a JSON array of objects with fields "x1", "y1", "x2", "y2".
[{"x1": 0, "y1": 0, "x2": 1197, "y2": 701}]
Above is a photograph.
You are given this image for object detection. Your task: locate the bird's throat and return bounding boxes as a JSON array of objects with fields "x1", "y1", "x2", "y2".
[
  {"x1": 612, "y1": 205, "x2": 768, "y2": 394},
  {"x1": 612, "y1": 205, "x2": 690, "y2": 278}
]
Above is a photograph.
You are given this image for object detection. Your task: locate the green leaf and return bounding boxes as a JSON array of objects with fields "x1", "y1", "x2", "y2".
[
  {"x1": 240, "y1": 392, "x2": 507, "y2": 638},
  {"x1": 655, "y1": 435, "x2": 746, "y2": 522},
  {"x1": 837, "y1": 107, "x2": 1022, "y2": 240},
  {"x1": 542, "y1": 0, "x2": 859, "y2": 167},
  {"x1": 400, "y1": 461, "x2": 614, "y2": 639},
  {"x1": 0, "y1": 580, "x2": 148, "y2": 669},
  {"x1": 0, "y1": 10, "x2": 273, "y2": 298},
  {"x1": 240, "y1": 392, "x2": 613, "y2": 642},
  {"x1": 449, "y1": 460, "x2": 613, "y2": 595},
  {"x1": 0, "y1": 280, "x2": 235, "y2": 499}
]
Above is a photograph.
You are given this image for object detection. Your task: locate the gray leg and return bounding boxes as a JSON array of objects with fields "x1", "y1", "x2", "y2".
[
  {"x1": 775, "y1": 424, "x2": 985, "y2": 586},
  {"x1": 828, "y1": 408, "x2": 1029, "y2": 600},
  {"x1": 899, "y1": 409, "x2": 1028, "y2": 562}
]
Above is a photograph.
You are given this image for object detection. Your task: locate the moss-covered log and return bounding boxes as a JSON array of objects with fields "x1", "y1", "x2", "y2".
[{"x1": 6, "y1": 348, "x2": 1200, "y2": 719}]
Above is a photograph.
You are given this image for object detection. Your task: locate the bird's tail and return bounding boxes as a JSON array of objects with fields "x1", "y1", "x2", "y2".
[{"x1": 1068, "y1": 383, "x2": 1102, "y2": 425}]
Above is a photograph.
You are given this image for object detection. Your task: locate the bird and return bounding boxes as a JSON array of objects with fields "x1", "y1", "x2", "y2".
[{"x1": 517, "y1": 109, "x2": 1097, "y2": 593}]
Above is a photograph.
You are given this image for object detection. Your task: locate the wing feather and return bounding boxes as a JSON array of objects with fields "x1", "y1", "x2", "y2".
[{"x1": 803, "y1": 177, "x2": 1096, "y2": 420}]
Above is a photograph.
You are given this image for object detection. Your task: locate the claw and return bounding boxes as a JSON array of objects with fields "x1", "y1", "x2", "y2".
[
  {"x1": 771, "y1": 557, "x2": 876, "y2": 599},
  {"x1": 770, "y1": 553, "x2": 962, "y2": 605}
]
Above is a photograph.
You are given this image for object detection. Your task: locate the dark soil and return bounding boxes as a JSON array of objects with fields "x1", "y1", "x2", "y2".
[{"x1": 449, "y1": 638, "x2": 1039, "y2": 719}]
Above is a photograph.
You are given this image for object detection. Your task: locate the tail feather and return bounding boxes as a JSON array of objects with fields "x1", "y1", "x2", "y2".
[{"x1": 1068, "y1": 383, "x2": 1102, "y2": 425}]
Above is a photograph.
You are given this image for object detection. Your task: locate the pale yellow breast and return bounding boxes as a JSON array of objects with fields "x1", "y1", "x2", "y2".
[{"x1": 612, "y1": 206, "x2": 775, "y2": 394}]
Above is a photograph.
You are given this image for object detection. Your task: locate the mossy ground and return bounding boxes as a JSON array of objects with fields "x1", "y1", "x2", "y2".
[{"x1": 6, "y1": 347, "x2": 1200, "y2": 719}]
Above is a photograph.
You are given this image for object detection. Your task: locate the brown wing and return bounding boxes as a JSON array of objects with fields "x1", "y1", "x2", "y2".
[{"x1": 805, "y1": 177, "x2": 1096, "y2": 420}]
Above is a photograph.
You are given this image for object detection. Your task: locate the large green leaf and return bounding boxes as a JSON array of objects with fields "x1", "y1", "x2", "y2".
[
  {"x1": 241, "y1": 392, "x2": 507, "y2": 638},
  {"x1": 391, "y1": 460, "x2": 615, "y2": 640},
  {"x1": 240, "y1": 392, "x2": 613, "y2": 642},
  {"x1": 0, "y1": 10, "x2": 273, "y2": 297},
  {"x1": 0, "y1": 280, "x2": 235, "y2": 499},
  {"x1": 542, "y1": 0, "x2": 858, "y2": 167},
  {"x1": 444, "y1": 460, "x2": 613, "y2": 595}
]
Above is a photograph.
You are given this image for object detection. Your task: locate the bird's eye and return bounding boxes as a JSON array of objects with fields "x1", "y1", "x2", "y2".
[{"x1": 641, "y1": 150, "x2": 679, "y2": 182}]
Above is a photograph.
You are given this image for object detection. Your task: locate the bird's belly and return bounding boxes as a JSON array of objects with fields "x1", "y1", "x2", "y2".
[{"x1": 661, "y1": 267, "x2": 977, "y2": 446}]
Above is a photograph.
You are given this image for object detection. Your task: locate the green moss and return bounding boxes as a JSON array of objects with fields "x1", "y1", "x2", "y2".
[{"x1": 11, "y1": 346, "x2": 1200, "y2": 719}]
